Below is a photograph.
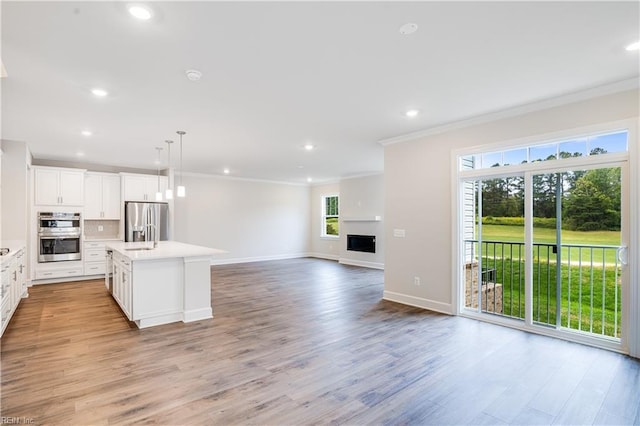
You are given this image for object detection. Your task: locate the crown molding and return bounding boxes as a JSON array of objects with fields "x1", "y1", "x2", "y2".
[
  {"x1": 180, "y1": 171, "x2": 310, "y2": 187},
  {"x1": 379, "y1": 77, "x2": 640, "y2": 147}
]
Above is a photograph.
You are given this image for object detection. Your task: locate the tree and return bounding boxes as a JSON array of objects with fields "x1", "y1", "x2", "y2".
[{"x1": 563, "y1": 168, "x2": 621, "y2": 231}]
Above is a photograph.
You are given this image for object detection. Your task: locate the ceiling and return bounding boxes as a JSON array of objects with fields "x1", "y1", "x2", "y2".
[{"x1": 2, "y1": 1, "x2": 639, "y2": 184}]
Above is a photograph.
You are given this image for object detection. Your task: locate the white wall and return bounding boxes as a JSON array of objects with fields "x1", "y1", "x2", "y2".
[
  {"x1": 1, "y1": 140, "x2": 30, "y2": 243},
  {"x1": 173, "y1": 174, "x2": 310, "y2": 264},
  {"x1": 339, "y1": 174, "x2": 384, "y2": 269},
  {"x1": 309, "y1": 182, "x2": 341, "y2": 260},
  {"x1": 383, "y1": 89, "x2": 639, "y2": 317}
]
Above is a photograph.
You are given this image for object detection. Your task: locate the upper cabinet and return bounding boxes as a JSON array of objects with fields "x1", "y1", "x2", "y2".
[
  {"x1": 122, "y1": 173, "x2": 167, "y2": 202},
  {"x1": 85, "y1": 172, "x2": 121, "y2": 219},
  {"x1": 34, "y1": 166, "x2": 85, "y2": 206}
]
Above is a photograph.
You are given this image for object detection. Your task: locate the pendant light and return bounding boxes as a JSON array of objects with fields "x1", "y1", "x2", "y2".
[
  {"x1": 155, "y1": 147, "x2": 163, "y2": 201},
  {"x1": 176, "y1": 131, "x2": 186, "y2": 197},
  {"x1": 164, "y1": 140, "x2": 174, "y2": 200}
]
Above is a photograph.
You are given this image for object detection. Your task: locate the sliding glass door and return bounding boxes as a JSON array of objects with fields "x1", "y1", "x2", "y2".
[{"x1": 459, "y1": 132, "x2": 629, "y2": 347}]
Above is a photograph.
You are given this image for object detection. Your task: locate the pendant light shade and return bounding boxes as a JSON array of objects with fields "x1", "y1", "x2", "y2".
[
  {"x1": 155, "y1": 147, "x2": 163, "y2": 201},
  {"x1": 176, "y1": 130, "x2": 186, "y2": 197},
  {"x1": 164, "y1": 140, "x2": 174, "y2": 200}
]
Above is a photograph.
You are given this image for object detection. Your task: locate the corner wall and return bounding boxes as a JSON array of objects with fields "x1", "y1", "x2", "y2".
[{"x1": 383, "y1": 89, "x2": 639, "y2": 316}]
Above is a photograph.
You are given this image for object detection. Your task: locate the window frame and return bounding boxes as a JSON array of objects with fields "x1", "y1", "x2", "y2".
[{"x1": 321, "y1": 194, "x2": 340, "y2": 238}]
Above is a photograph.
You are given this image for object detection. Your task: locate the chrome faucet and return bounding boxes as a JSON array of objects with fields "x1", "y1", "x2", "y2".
[{"x1": 144, "y1": 224, "x2": 158, "y2": 248}]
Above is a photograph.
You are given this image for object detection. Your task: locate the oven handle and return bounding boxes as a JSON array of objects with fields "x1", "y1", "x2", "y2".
[
  {"x1": 38, "y1": 229, "x2": 82, "y2": 236},
  {"x1": 38, "y1": 235, "x2": 81, "y2": 240}
]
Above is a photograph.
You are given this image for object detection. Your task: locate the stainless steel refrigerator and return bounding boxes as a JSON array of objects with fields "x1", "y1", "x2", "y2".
[{"x1": 124, "y1": 201, "x2": 170, "y2": 242}]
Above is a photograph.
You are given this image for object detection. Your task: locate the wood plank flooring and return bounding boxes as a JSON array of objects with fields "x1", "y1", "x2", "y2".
[{"x1": 2, "y1": 258, "x2": 639, "y2": 425}]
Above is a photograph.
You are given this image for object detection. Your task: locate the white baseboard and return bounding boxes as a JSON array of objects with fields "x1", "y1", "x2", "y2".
[
  {"x1": 183, "y1": 308, "x2": 213, "y2": 323},
  {"x1": 339, "y1": 258, "x2": 384, "y2": 270},
  {"x1": 383, "y1": 290, "x2": 453, "y2": 315},
  {"x1": 308, "y1": 252, "x2": 340, "y2": 261},
  {"x1": 32, "y1": 276, "x2": 99, "y2": 285},
  {"x1": 211, "y1": 253, "x2": 308, "y2": 266}
]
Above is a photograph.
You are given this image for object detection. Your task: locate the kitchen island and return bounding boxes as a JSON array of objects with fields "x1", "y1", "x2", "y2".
[{"x1": 105, "y1": 241, "x2": 225, "y2": 328}]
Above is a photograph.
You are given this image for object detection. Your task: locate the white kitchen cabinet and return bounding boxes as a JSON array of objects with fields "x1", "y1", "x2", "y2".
[
  {"x1": 34, "y1": 166, "x2": 85, "y2": 206},
  {"x1": 1, "y1": 247, "x2": 27, "y2": 337},
  {"x1": 122, "y1": 174, "x2": 167, "y2": 202},
  {"x1": 85, "y1": 173, "x2": 121, "y2": 219},
  {"x1": 112, "y1": 251, "x2": 132, "y2": 319},
  {"x1": 83, "y1": 240, "x2": 111, "y2": 276},
  {"x1": 34, "y1": 261, "x2": 83, "y2": 280}
]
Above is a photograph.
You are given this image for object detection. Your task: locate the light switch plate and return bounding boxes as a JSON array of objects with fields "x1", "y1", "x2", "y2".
[{"x1": 393, "y1": 229, "x2": 405, "y2": 238}]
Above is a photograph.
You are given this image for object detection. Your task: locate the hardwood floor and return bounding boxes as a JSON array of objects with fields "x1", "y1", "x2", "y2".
[{"x1": 2, "y1": 258, "x2": 639, "y2": 425}]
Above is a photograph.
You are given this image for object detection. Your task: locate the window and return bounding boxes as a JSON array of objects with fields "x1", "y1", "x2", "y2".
[
  {"x1": 461, "y1": 130, "x2": 628, "y2": 170},
  {"x1": 322, "y1": 195, "x2": 339, "y2": 237}
]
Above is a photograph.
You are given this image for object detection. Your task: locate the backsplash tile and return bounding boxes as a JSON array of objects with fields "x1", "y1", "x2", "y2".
[{"x1": 84, "y1": 220, "x2": 120, "y2": 239}]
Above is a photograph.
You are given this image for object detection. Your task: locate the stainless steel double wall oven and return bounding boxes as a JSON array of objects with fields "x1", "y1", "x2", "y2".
[{"x1": 38, "y1": 212, "x2": 82, "y2": 262}]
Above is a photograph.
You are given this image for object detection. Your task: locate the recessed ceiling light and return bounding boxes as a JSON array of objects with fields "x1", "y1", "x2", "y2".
[
  {"x1": 128, "y1": 4, "x2": 152, "y2": 20},
  {"x1": 223, "y1": 168, "x2": 230, "y2": 175},
  {"x1": 91, "y1": 88, "x2": 108, "y2": 97},
  {"x1": 307, "y1": 177, "x2": 312, "y2": 183},
  {"x1": 81, "y1": 130, "x2": 92, "y2": 136},
  {"x1": 405, "y1": 109, "x2": 419, "y2": 118},
  {"x1": 625, "y1": 40, "x2": 640, "y2": 51},
  {"x1": 76, "y1": 151, "x2": 85, "y2": 157},
  {"x1": 185, "y1": 70, "x2": 202, "y2": 81},
  {"x1": 304, "y1": 143, "x2": 315, "y2": 151},
  {"x1": 399, "y1": 23, "x2": 418, "y2": 35}
]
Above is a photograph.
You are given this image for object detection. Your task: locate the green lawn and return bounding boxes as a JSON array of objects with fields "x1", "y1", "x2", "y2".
[
  {"x1": 477, "y1": 224, "x2": 621, "y2": 264},
  {"x1": 467, "y1": 224, "x2": 622, "y2": 337},
  {"x1": 480, "y1": 224, "x2": 621, "y2": 245},
  {"x1": 476, "y1": 257, "x2": 622, "y2": 337}
]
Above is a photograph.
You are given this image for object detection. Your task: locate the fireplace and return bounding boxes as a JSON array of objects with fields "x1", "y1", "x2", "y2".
[{"x1": 347, "y1": 234, "x2": 376, "y2": 253}]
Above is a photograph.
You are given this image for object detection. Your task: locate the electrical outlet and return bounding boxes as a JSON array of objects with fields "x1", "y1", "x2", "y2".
[
  {"x1": 414, "y1": 276, "x2": 420, "y2": 286},
  {"x1": 98, "y1": 225, "x2": 104, "y2": 232}
]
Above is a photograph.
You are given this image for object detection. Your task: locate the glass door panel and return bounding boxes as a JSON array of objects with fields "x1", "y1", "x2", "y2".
[
  {"x1": 463, "y1": 175, "x2": 525, "y2": 319},
  {"x1": 559, "y1": 167, "x2": 622, "y2": 338},
  {"x1": 531, "y1": 167, "x2": 623, "y2": 338}
]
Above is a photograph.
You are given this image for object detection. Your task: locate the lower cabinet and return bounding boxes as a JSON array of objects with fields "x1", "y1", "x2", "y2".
[
  {"x1": 112, "y1": 252, "x2": 132, "y2": 320},
  {"x1": 35, "y1": 264, "x2": 83, "y2": 280},
  {"x1": 84, "y1": 240, "x2": 109, "y2": 277},
  {"x1": 1, "y1": 248, "x2": 28, "y2": 337}
]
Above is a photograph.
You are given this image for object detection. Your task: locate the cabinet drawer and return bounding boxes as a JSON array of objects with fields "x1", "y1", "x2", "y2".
[
  {"x1": 36, "y1": 268, "x2": 83, "y2": 279},
  {"x1": 84, "y1": 248, "x2": 106, "y2": 262},
  {"x1": 84, "y1": 241, "x2": 106, "y2": 250},
  {"x1": 84, "y1": 262, "x2": 105, "y2": 275}
]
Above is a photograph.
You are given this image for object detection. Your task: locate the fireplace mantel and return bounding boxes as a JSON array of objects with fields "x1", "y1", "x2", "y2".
[{"x1": 342, "y1": 216, "x2": 382, "y2": 222}]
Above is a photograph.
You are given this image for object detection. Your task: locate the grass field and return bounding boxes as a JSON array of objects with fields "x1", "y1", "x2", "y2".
[
  {"x1": 477, "y1": 224, "x2": 621, "y2": 264},
  {"x1": 481, "y1": 224, "x2": 621, "y2": 245},
  {"x1": 467, "y1": 224, "x2": 622, "y2": 337}
]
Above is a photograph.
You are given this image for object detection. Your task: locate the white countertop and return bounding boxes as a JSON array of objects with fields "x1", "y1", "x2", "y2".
[
  {"x1": 0, "y1": 240, "x2": 26, "y2": 266},
  {"x1": 106, "y1": 241, "x2": 226, "y2": 261}
]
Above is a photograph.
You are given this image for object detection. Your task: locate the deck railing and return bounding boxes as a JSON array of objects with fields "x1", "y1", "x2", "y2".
[{"x1": 464, "y1": 240, "x2": 622, "y2": 339}]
